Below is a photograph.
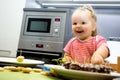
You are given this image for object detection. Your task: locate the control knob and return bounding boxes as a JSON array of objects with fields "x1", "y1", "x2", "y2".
[{"x1": 54, "y1": 29, "x2": 58, "y2": 33}]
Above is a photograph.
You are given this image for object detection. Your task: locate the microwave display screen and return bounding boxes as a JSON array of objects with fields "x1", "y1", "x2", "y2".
[{"x1": 27, "y1": 18, "x2": 51, "y2": 33}]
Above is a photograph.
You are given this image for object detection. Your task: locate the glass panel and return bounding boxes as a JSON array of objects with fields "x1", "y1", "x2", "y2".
[{"x1": 27, "y1": 18, "x2": 51, "y2": 33}]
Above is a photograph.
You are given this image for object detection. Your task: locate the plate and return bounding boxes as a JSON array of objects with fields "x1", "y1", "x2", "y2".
[
  {"x1": 0, "y1": 57, "x2": 44, "y2": 67},
  {"x1": 44, "y1": 64, "x2": 120, "y2": 80}
]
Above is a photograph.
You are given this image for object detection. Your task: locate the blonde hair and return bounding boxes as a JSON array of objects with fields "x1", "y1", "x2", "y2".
[{"x1": 74, "y1": 5, "x2": 97, "y2": 36}]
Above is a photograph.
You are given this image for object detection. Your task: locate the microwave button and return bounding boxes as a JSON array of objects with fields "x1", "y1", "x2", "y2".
[
  {"x1": 36, "y1": 44, "x2": 43, "y2": 48},
  {"x1": 54, "y1": 29, "x2": 59, "y2": 33},
  {"x1": 55, "y1": 18, "x2": 60, "y2": 22}
]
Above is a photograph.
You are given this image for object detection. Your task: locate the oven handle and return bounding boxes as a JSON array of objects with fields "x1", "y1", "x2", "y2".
[{"x1": 20, "y1": 50, "x2": 60, "y2": 56}]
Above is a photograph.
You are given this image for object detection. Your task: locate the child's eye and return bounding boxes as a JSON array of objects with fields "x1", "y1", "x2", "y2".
[
  {"x1": 81, "y1": 22, "x2": 86, "y2": 24},
  {"x1": 73, "y1": 22, "x2": 77, "y2": 25}
]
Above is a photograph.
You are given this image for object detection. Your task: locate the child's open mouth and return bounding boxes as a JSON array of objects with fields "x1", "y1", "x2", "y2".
[{"x1": 76, "y1": 30, "x2": 84, "y2": 33}]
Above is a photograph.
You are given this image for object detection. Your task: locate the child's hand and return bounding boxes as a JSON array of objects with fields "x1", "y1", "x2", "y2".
[
  {"x1": 91, "y1": 54, "x2": 104, "y2": 64},
  {"x1": 64, "y1": 53, "x2": 74, "y2": 63}
]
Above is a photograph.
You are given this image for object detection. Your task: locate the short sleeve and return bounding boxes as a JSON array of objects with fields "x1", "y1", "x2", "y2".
[
  {"x1": 96, "y1": 35, "x2": 110, "y2": 56},
  {"x1": 96, "y1": 35, "x2": 108, "y2": 48},
  {"x1": 63, "y1": 38, "x2": 75, "y2": 54}
]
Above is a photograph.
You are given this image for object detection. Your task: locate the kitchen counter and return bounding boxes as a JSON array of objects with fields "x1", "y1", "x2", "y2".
[{"x1": 0, "y1": 70, "x2": 62, "y2": 80}]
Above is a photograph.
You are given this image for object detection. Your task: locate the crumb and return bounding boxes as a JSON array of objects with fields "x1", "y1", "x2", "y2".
[
  {"x1": 32, "y1": 68, "x2": 42, "y2": 72},
  {"x1": 40, "y1": 71, "x2": 50, "y2": 76},
  {"x1": 0, "y1": 67, "x2": 4, "y2": 71},
  {"x1": 22, "y1": 67, "x2": 32, "y2": 73}
]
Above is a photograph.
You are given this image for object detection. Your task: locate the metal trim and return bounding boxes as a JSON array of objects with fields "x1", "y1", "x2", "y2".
[{"x1": 18, "y1": 50, "x2": 60, "y2": 56}]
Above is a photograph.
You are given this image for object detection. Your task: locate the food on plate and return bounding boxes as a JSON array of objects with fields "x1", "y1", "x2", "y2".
[
  {"x1": 8, "y1": 66, "x2": 20, "y2": 71},
  {"x1": 17, "y1": 50, "x2": 24, "y2": 62},
  {"x1": 4, "y1": 66, "x2": 24, "y2": 71},
  {"x1": 63, "y1": 62, "x2": 112, "y2": 74},
  {"x1": 2, "y1": 64, "x2": 51, "y2": 74},
  {"x1": 17, "y1": 56, "x2": 24, "y2": 62},
  {"x1": 3, "y1": 65, "x2": 44, "y2": 73},
  {"x1": 22, "y1": 67, "x2": 32, "y2": 73},
  {"x1": 3, "y1": 66, "x2": 10, "y2": 70},
  {"x1": 40, "y1": 71, "x2": 50, "y2": 76},
  {"x1": 17, "y1": 66, "x2": 24, "y2": 71},
  {"x1": 0, "y1": 67, "x2": 4, "y2": 71},
  {"x1": 32, "y1": 68, "x2": 42, "y2": 72},
  {"x1": 52, "y1": 58, "x2": 66, "y2": 65},
  {"x1": 49, "y1": 69, "x2": 58, "y2": 77}
]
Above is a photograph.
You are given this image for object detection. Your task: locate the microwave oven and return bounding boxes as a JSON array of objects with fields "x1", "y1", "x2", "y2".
[{"x1": 23, "y1": 9, "x2": 64, "y2": 37}]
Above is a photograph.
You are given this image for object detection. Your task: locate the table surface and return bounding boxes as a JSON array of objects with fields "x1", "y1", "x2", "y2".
[
  {"x1": 0, "y1": 70, "x2": 63, "y2": 80},
  {"x1": 1, "y1": 67, "x2": 120, "y2": 80}
]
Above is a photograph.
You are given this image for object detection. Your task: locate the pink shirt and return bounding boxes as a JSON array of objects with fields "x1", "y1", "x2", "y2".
[{"x1": 63, "y1": 35, "x2": 109, "y2": 63}]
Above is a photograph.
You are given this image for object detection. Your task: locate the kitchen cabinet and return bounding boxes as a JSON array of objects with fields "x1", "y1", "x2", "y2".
[{"x1": 0, "y1": 0, "x2": 25, "y2": 57}]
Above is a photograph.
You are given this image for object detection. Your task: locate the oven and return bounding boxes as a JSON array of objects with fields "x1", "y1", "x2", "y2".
[{"x1": 17, "y1": 8, "x2": 72, "y2": 64}]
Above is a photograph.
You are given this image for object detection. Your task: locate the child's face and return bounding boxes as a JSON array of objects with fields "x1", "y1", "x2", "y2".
[{"x1": 71, "y1": 10, "x2": 96, "y2": 40}]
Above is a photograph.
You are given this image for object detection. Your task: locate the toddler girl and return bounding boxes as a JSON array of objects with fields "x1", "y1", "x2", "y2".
[{"x1": 63, "y1": 5, "x2": 110, "y2": 64}]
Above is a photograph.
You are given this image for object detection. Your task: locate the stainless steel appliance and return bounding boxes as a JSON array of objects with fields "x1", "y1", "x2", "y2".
[{"x1": 17, "y1": 8, "x2": 72, "y2": 63}]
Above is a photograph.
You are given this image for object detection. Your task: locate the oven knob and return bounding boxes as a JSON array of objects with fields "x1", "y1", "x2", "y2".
[
  {"x1": 31, "y1": 44, "x2": 34, "y2": 46},
  {"x1": 54, "y1": 29, "x2": 58, "y2": 33}
]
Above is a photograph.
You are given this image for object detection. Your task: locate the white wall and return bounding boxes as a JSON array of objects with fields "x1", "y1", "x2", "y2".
[
  {"x1": 0, "y1": 0, "x2": 25, "y2": 57},
  {"x1": 106, "y1": 41, "x2": 120, "y2": 64}
]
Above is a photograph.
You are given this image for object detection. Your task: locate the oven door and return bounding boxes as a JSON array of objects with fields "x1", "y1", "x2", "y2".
[{"x1": 24, "y1": 16, "x2": 54, "y2": 37}]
